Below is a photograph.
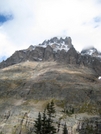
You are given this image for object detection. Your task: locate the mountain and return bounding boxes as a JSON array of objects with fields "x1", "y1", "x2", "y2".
[
  {"x1": 0, "y1": 36, "x2": 101, "y2": 75},
  {"x1": 81, "y1": 47, "x2": 101, "y2": 58},
  {"x1": 0, "y1": 61, "x2": 101, "y2": 133},
  {"x1": 0, "y1": 37, "x2": 101, "y2": 133}
]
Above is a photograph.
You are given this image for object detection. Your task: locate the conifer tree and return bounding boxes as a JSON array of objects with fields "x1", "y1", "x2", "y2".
[
  {"x1": 57, "y1": 120, "x2": 61, "y2": 132},
  {"x1": 41, "y1": 110, "x2": 47, "y2": 134},
  {"x1": 62, "y1": 123, "x2": 68, "y2": 134},
  {"x1": 46, "y1": 100, "x2": 55, "y2": 118},
  {"x1": 34, "y1": 112, "x2": 42, "y2": 134},
  {"x1": 45, "y1": 100, "x2": 56, "y2": 134},
  {"x1": 34, "y1": 101, "x2": 56, "y2": 134}
]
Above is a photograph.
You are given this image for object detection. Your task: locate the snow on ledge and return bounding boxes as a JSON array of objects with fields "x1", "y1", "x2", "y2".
[{"x1": 98, "y1": 76, "x2": 101, "y2": 80}]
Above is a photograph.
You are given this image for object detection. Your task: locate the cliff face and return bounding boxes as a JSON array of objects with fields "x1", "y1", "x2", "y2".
[{"x1": 0, "y1": 37, "x2": 101, "y2": 75}]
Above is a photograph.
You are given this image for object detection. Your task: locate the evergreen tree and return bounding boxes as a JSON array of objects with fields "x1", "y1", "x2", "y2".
[
  {"x1": 34, "y1": 112, "x2": 42, "y2": 134},
  {"x1": 45, "y1": 117, "x2": 56, "y2": 134},
  {"x1": 57, "y1": 120, "x2": 61, "y2": 132},
  {"x1": 41, "y1": 110, "x2": 48, "y2": 134},
  {"x1": 46, "y1": 100, "x2": 55, "y2": 118},
  {"x1": 45, "y1": 100, "x2": 56, "y2": 134},
  {"x1": 34, "y1": 101, "x2": 56, "y2": 134},
  {"x1": 62, "y1": 123, "x2": 68, "y2": 134}
]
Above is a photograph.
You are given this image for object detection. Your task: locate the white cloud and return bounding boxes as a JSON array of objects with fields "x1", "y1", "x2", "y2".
[{"x1": 0, "y1": 0, "x2": 101, "y2": 60}]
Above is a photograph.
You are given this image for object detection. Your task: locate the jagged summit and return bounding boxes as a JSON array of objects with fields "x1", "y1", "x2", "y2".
[
  {"x1": 38, "y1": 36, "x2": 73, "y2": 52},
  {"x1": 26, "y1": 36, "x2": 73, "y2": 52},
  {"x1": 0, "y1": 36, "x2": 101, "y2": 75},
  {"x1": 81, "y1": 47, "x2": 101, "y2": 58}
]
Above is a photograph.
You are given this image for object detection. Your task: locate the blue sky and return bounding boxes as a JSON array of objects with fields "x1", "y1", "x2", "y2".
[
  {"x1": 0, "y1": 14, "x2": 13, "y2": 24},
  {"x1": 0, "y1": 0, "x2": 101, "y2": 61},
  {"x1": 0, "y1": 15, "x2": 8, "y2": 23}
]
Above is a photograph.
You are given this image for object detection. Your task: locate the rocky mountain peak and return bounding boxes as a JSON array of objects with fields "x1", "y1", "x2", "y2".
[
  {"x1": 0, "y1": 36, "x2": 101, "y2": 75},
  {"x1": 38, "y1": 36, "x2": 73, "y2": 52},
  {"x1": 81, "y1": 47, "x2": 101, "y2": 58},
  {"x1": 23, "y1": 36, "x2": 73, "y2": 53}
]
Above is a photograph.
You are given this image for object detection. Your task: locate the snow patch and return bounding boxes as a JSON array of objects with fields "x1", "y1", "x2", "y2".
[
  {"x1": 39, "y1": 43, "x2": 47, "y2": 48},
  {"x1": 38, "y1": 58, "x2": 42, "y2": 61},
  {"x1": 98, "y1": 76, "x2": 101, "y2": 80},
  {"x1": 89, "y1": 50, "x2": 94, "y2": 55},
  {"x1": 38, "y1": 41, "x2": 70, "y2": 52},
  {"x1": 23, "y1": 50, "x2": 27, "y2": 53},
  {"x1": 30, "y1": 37, "x2": 73, "y2": 52}
]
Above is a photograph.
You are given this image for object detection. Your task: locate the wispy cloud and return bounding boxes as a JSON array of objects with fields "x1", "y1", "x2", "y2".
[
  {"x1": 93, "y1": 16, "x2": 101, "y2": 23},
  {"x1": 0, "y1": 0, "x2": 101, "y2": 61}
]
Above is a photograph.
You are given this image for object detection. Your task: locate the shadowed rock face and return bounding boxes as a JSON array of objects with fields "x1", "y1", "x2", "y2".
[{"x1": 0, "y1": 37, "x2": 101, "y2": 75}]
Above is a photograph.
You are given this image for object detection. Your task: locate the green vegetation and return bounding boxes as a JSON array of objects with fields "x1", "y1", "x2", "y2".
[
  {"x1": 55, "y1": 100, "x2": 66, "y2": 108},
  {"x1": 79, "y1": 102, "x2": 98, "y2": 114},
  {"x1": 62, "y1": 123, "x2": 68, "y2": 134},
  {"x1": 34, "y1": 112, "x2": 42, "y2": 134},
  {"x1": 33, "y1": 100, "x2": 73, "y2": 134},
  {"x1": 34, "y1": 100, "x2": 57, "y2": 134},
  {"x1": 62, "y1": 107, "x2": 74, "y2": 116}
]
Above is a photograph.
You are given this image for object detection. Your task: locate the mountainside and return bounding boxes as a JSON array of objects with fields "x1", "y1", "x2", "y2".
[
  {"x1": 81, "y1": 47, "x2": 101, "y2": 58},
  {"x1": 0, "y1": 37, "x2": 101, "y2": 75},
  {"x1": 0, "y1": 37, "x2": 101, "y2": 134},
  {"x1": 0, "y1": 61, "x2": 101, "y2": 134}
]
